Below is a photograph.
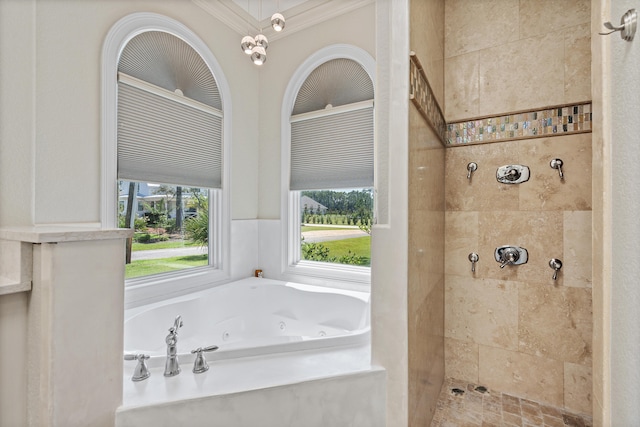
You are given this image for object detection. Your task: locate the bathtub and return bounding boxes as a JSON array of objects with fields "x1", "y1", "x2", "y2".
[{"x1": 124, "y1": 277, "x2": 370, "y2": 368}]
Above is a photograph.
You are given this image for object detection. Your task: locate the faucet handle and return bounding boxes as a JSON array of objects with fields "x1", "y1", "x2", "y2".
[
  {"x1": 191, "y1": 345, "x2": 219, "y2": 374},
  {"x1": 124, "y1": 353, "x2": 151, "y2": 382}
]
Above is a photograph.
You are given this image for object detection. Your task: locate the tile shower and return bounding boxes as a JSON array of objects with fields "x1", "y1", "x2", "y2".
[{"x1": 409, "y1": 0, "x2": 593, "y2": 424}]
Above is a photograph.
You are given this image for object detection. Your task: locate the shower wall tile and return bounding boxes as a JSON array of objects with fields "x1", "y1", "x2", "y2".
[
  {"x1": 444, "y1": 338, "x2": 478, "y2": 384},
  {"x1": 445, "y1": 141, "x2": 519, "y2": 211},
  {"x1": 409, "y1": 147, "x2": 445, "y2": 212},
  {"x1": 444, "y1": 52, "x2": 479, "y2": 121},
  {"x1": 518, "y1": 284, "x2": 592, "y2": 365},
  {"x1": 444, "y1": 134, "x2": 592, "y2": 414},
  {"x1": 519, "y1": 0, "x2": 591, "y2": 39},
  {"x1": 478, "y1": 211, "x2": 563, "y2": 285},
  {"x1": 444, "y1": 0, "x2": 519, "y2": 58},
  {"x1": 564, "y1": 23, "x2": 592, "y2": 103},
  {"x1": 518, "y1": 133, "x2": 592, "y2": 211},
  {"x1": 444, "y1": 211, "x2": 478, "y2": 276},
  {"x1": 563, "y1": 211, "x2": 592, "y2": 288},
  {"x1": 479, "y1": 346, "x2": 564, "y2": 407},
  {"x1": 479, "y1": 31, "x2": 564, "y2": 117},
  {"x1": 408, "y1": 105, "x2": 445, "y2": 425},
  {"x1": 445, "y1": 275, "x2": 519, "y2": 350},
  {"x1": 444, "y1": 0, "x2": 591, "y2": 123},
  {"x1": 564, "y1": 362, "x2": 593, "y2": 415},
  {"x1": 410, "y1": 0, "x2": 444, "y2": 107}
]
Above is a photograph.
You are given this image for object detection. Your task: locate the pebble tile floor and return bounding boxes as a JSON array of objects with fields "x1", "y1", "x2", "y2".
[{"x1": 430, "y1": 379, "x2": 593, "y2": 427}]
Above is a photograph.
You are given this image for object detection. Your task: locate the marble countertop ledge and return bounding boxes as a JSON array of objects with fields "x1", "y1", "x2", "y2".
[{"x1": 0, "y1": 225, "x2": 133, "y2": 243}]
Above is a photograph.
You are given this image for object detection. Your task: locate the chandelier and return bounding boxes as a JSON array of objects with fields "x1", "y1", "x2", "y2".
[{"x1": 240, "y1": 1, "x2": 286, "y2": 66}]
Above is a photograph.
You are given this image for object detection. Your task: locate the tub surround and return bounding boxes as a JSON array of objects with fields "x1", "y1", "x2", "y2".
[
  {"x1": 117, "y1": 366, "x2": 385, "y2": 427},
  {"x1": 120, "y1": 344, "x2": 374, "y2": 409}
]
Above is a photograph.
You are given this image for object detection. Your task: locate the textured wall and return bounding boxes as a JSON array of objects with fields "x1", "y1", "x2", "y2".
[
  {"x1": 444, "y1": 0, "x2": 591, "y2": 121},
  {"x1": 444, "y1": 134, "x2": 593, "y2": 414},
  {"x1": 442, "y1": 0, "x2": 593, "y2": 415},
  {"x1": 408, "y1": 1, "x2": 446, "y2": 425},
  {"x1": 408, "y1": 107, "x2": 445, "y2": 425}
]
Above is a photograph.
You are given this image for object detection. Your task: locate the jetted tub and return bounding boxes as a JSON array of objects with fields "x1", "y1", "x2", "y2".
[{"x1": 124, "y1": 277, "x2": 370, "y2": 368}]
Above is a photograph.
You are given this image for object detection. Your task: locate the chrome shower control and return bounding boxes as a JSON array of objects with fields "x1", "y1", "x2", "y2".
[
  {"x1": 550, "y1": 158, "x2": 564, "y2": 180},
  {"x1": 494, "y1": 245, "x2": 528, "y2": 268},
  {"x1": 496, "y1": 165, "x2": 530, "y2": 184},
  {"x1": 468, "y1": 252, "x2": 479, "y2": 273},
  {"x1": 549, "y1": 258, "x2": 563, "y2": 280},
  {"x1": 467, "y1": 162, "x2": 477, "y2": 180}
]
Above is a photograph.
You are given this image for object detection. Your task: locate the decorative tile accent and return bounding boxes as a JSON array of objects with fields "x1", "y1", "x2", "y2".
[
  {"x1": 409, "y1": 54, "x2": 593, "y2": 147},
  {"x1": 410, "y1": 53, "x2": 447, "y2": 143},
  {"x1": 446, "y1": 103, "x2": 592, "y2": 145}
]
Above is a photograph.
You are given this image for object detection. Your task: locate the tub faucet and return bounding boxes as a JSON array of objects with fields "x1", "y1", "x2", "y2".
[{"x1": 164, "y1": 315, "x2": 183, "y2": 377}]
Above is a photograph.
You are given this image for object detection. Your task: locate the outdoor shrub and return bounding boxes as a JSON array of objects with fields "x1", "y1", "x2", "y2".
[
  {"x1": 136, "y1": 233, "x2": 151, "y2": 243},
  {"x1": 301, "y1": 242, "x2": 333, "y2": 262}
]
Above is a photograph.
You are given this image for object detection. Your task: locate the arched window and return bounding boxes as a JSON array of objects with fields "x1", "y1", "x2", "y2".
[
  {"x1": 102, "y1": 13, "x2": 231, "y2": 302},
  {"x1": 281, "y1": 45, "x2": 375, "y2": 287}
]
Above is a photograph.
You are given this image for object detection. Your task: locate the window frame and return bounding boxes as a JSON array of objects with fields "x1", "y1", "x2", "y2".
[
  {"x1": 280, "y1": 45, "x2": 376, "y2": 290},
  {"x1": 102, "y1": 13, "x2": 231, "y2": 307}
]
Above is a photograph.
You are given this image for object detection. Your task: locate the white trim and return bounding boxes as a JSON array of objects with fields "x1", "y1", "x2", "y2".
[
  {"x1": 280, "y1": 44, "x2": 375, "y2": 287},
  {"x1": 290, "y1": 99, "x2": 374, "y2": 122},
  {"x1": 118, "y1": 72, "x2": 223, "y2": 117},
  {"x1": 191, "y1": 0, "x2": 374, "y2": 42},
  {"x1": 101, "y1": 13, "x2": 232, "y2": 302}
]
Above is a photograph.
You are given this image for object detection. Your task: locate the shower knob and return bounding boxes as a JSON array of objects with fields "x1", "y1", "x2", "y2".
[
  {"x1": 550, "y1": 158, "x2": 564, "y2": 180},
  {"x1": 468, "y1": 252, "x2": 479, "y2": 273},
  {"x1": 466, "y1": 162, "x2": 477, "y2": 179},
  {"x1": 549, "y1": 258, "x2": 563, "y2": 280}
]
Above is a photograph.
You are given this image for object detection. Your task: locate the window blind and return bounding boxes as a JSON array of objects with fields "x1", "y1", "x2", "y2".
[
  {"x1": 117, "y1": 80, "x2": 222, "y2": 188},
  {"x1": 290, "y1": 104, "x2": 374, "y2": 190}
]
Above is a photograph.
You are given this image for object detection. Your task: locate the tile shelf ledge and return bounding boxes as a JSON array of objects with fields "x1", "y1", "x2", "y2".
[{"x1": 0, "y1": 226, "x2": 132, "y2": 295}]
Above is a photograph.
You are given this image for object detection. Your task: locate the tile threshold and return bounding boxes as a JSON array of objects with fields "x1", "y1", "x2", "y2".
[{"x1": 431, "y1": 378, "x2": 592, "y2": 427}]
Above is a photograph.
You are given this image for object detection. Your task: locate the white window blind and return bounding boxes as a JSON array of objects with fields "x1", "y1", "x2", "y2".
[
  {"x1": 290, "y1": 102, "x2": 373, "y2": 190},
  {"x1": 117, "y1": 78, "x2": 222, "y2": 188}
]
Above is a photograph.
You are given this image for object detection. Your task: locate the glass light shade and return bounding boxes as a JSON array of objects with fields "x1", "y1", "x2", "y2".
[
  {"x1": 240, "y1": 35, "x2": 256, "y2": 55},
  {"x1": 250, "y1": 46, "x2": 267, "y2": 65},
  {"x1": 254, "y1": 34, "x2": 269, "y2": 50},
  {"x1": 271, "y1": 13, "x2": 285, "y2": 32}
]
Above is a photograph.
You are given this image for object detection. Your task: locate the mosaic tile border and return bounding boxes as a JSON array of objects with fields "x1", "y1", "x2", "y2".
[
  {"x1": 409, "y1": 54, "x2": 593, "y2": 147},
  {"x1": 446, "y1": 103, "x2": 592, "y2": 145},
  {"x1": 409, "y1": 53, "x2": 447, "y2": 143}
]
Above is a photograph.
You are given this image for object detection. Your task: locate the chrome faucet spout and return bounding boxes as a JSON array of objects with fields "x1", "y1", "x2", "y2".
[{"x1": 164, "y1": 315, "x2": 183, "y2": 377}]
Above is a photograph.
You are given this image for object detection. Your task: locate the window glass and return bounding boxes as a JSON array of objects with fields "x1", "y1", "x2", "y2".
[
  {"x1": 299, "y1": 188, "x2": 373, "y2": 267},
  {"x1": 119, "y1": 181, "x2": 210, "y2": 279}
]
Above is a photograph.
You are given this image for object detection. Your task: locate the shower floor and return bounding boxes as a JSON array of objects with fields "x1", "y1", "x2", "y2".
[{"x1": 430, "y1": 378, "x2": 593, "y2": 427}]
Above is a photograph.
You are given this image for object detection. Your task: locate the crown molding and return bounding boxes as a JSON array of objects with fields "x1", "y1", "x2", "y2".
[{"x1": 192, "y1": 0, "x2": 374, "y2": 42}]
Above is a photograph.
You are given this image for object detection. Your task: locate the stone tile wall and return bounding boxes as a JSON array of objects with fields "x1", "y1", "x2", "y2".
[
  {"x1": 444, "y1": 133, "x2": 593, "y2": 415},
  {"x1": 444, "y1": 0, "x2": 591, "y2": 121},
  {"x1": 442, "y1": 1, "x2": 592, "y2": 415},
  {"x1": 409, "y1": 1, "x2": 446, "y2": 424}
]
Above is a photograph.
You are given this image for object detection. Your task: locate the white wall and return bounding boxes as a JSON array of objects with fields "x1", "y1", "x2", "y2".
[
  {"x1": 0, "y1": 1, "x2": 259, "y2": 424},
  {"x1": 0, "y1": 0, "x2": 260, "y2": 227},
  {"x1": 257, "y1": 4, "x2": 376, "y2": 219},
  {"x1": 610, "y1": 0, "x2": 640, "y2": 422}
]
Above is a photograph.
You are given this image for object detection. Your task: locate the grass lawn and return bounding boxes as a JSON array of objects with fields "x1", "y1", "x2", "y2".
[
  {"x1": 319, "y1": 236, "x2": 371, "y2": 266},
  {"x1": 125, "y1": 254, "x2": 207, "y2": 279},
  {"x1": 131, "y1": 240, "x2": 199, "y2": 252}
]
